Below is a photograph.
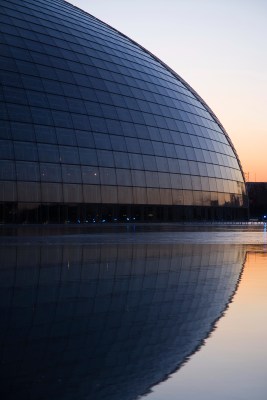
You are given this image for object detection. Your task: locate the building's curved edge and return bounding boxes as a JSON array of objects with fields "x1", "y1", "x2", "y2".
[
  {"x1": 141, "y1": 245, "x2": 247, "y2": 397},
  {"x1": 62, "y1": 0, "x2": 246, "y2": 184}
]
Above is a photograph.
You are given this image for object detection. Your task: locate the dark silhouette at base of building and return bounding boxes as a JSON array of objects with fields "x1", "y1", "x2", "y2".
[{"x1": 247, "y1": 182, "x2": 267, "y2": 221}]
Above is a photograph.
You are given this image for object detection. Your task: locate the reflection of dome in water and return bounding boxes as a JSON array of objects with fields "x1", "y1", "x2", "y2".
[
  {"x1": 0, "y1": 242, "x2": 245, "y2": 399},
  {"x1": 0, "y1": 0, "x2": 247, "y2": 224}
]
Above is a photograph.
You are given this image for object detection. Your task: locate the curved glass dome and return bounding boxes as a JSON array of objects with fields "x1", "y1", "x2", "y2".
[{"x1": 0, "y1": 0, "x2": 247, "y2": 223}]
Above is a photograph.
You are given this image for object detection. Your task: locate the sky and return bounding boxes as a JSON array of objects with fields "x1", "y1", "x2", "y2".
[{"x1": 68, "y1": 0, "x2": 267, "y2": 182}]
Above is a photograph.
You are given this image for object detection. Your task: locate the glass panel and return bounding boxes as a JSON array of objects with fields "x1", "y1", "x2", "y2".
[
  {"x1": 191, "y1": 175, "x2": 202, "y2": 190},
  {"x1": 110, "y1": 135, "x2": 127, "y2": 151},
  {"x1": 200, "y1": 176, "x2": 210, "y2": 191},
  {"x1": 164, "y1": 143, "x2": 176, "y2": 158},
  {"x1": 61, "y1": 164, "x2": 81, "y2": 183},
  {"x1": 38, "y1": 143, "x2": 59, "y2": 162},
  {"x1": 97, "y1": 150, "x2": 114, "y2": 167},
  {"x1": 139, "y1": 139, "x2": 154, "y2": 155},
  {"x1": 113, "y1": 152, "x2": 130, "y2": 168},
  {"x1": 0, "y1": 139, "x2": 14, "y2": 159},
  {"x1": 178, "y1": 159, "x2": 189, "y2": 174},
  {"x1": 159, "y1": 188, "x2": 172, "y2": 205},
  {"x1": 152, "y1": 141, "x2": 166, "y2": 157},
  {"x1": 209, "y1": 178, "x2": 218, "y2": 191},
  {"x1": 81, "y1": 166, "x2": 100, "y2": 184},
  {"x1": 158, "y1": 172, "x2": 171, "y2": 188},
  {"x1": 129, "y1": 153, "x2": 144, "y2": 170},
  {"x1": 198, "y1": 162, "x2": 208, "y2": 177},
  {"x1": 147, "y1": 188, "x2": 160, "y2": 204},
  {"x1": 59, "y1": 146, "x2": 80, "y2": 164},
  {"x1": 0, "y1": 160, "x2": 16, "y2": 180},
  {"x1": 216, "y1": 179, "x2": 224, "y2": 193},
  {"x1": 63, "y1": 184, "x2": 83, "y2": 203},
  {"x1": 99, "y1": 167, "x2": 117, "y2": 185},
  {"x1": 11, "y1": 122, "x2": 35, "y2": 142},
  {"x1": 143, "y1": 155, "x2": 157, "y2": 171},
  {"x1": 0, "y1": 121, "x2": 11, "y2": 140},
  {"x1": 183, "y1": 190, "x2": 194, "y2": 205},
  {"x1": 14, "y1": 142, "x2": 38, "y2": 161},
  {"x1": 131, "y1": 170, "x2": 146, "y2": 187},
  {"x1": 189, "y1": 161, "x2": 200, "y2": 176},
  {"x1": 94, "y1": 132, "x2": 111, "y2": 150},
  {"x1": 117, "y1": 186, "x2": 133, "y2": 204},
  {"x1": 0, "y1": 181, "x2": 17, "y2": 202},
  {"x1": 156, "y1": 156, "x2": 169, "y2": 172},
  {"x1": 125, "y1": 137, "x2": 141, "y2": 153},
  {"x1": 79, "y1": 147, "x2": 98, "y2": 166},
  {"x1": 31, "y1": 107, "x2": 53, "y2": 125},
  {"x1": 17, "y1": 182, "x2": 41, "y2": 202},
  {"x1": 101, "y1": 186, "x2": 118, "y2": 204},
  {"x1": 185, "y1": 147, "x2": 197, "y2": 161},
  {"x1": 40, "y1": 163, "x2": 62, "y2": 182},
  {"x1": 76, "y1": 131, "x2": 95, "y2": 148},
  {"x1": 35, "y1": 125, "x2": 57, "y2": 144},
  {"x1": 41, "y1": 182, "x2": 63, "y2": 203},
  {"x1": 16, "y1": 161, "x2": 40, "y2": 181},
  {"x1": 182, "y1": 174, "x2": 192, "y2": 190},
  {"x1": 195, "y1": 148, "x2": 205, "y2": 162},
  {"x1": 145, "y1": 171, "x2": 159, "y2": 188},
  {"x1": 193, "y1": 190, "x2": 203, "y2": 205},
  {"x1": 168, "y1": 158, "x2": 180, "y2": 174},
  {"x1": 170, "y1": 174, "x2": 182, "y2": 189},
  {"x1": 116, "y1": 169, "x2": 132, "y2": 186},
  {"x1": 56, "y1": 128, "x2": 77, "y2": 145},
  {"x1": 174, "y1": 145, "x2": 185, "y2": 159}
]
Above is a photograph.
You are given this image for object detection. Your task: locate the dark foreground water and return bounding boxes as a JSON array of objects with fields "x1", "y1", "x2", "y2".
[{"x1": 0, "y1": 225, "x2": 266, "y2": 399}]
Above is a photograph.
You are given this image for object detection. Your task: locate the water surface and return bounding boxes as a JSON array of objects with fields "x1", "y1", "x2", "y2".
[
  {"x1": 142, "y1": 248, "x2": 267, "y2": 400},
  {"x1": 0, "y1": 226, "x2": 266, "y2": 399}
]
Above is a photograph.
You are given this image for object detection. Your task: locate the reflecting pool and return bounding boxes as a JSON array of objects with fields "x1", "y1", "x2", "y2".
[{"x1": 0, "y1": 227, "x2": 266, "y2": 399}]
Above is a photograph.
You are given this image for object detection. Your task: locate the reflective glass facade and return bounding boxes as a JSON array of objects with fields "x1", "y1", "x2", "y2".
[{"x1": 0, "y1": 0, "x2": 248, "y2": 223}]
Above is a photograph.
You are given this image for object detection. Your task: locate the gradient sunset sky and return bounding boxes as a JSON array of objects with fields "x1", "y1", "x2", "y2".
[{"x1": 69, "y1": 0, "x2": 267, "y2": 182}]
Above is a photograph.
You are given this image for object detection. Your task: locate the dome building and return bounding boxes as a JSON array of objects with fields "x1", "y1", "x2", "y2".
[{"x1": 0, "y1": 0, "x2": 247, "y2": 223}]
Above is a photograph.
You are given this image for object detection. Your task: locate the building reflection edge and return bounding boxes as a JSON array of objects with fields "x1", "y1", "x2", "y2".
[{"x1": 0, "y1": 242, "x2": 246, "y2": 400}]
